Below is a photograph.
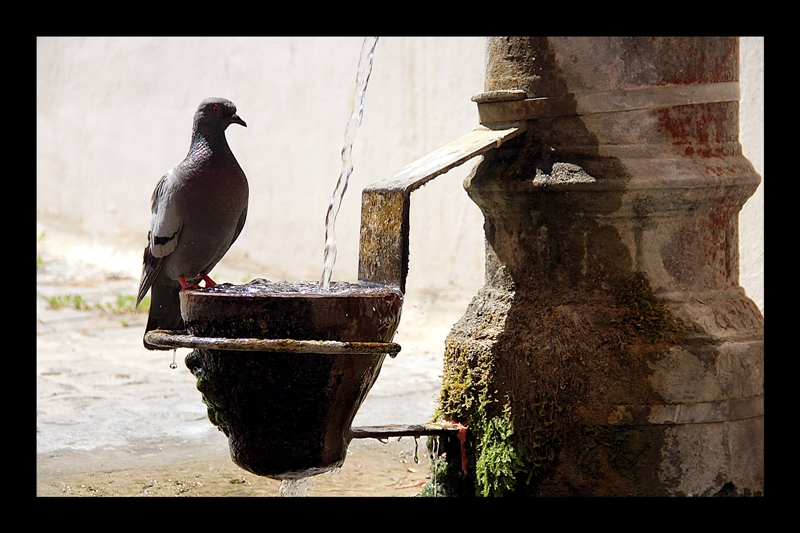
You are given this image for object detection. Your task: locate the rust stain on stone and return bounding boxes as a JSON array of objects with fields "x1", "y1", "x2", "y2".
[{"x1": 657, "y1": 101, "x2": 738, "y2": 158}]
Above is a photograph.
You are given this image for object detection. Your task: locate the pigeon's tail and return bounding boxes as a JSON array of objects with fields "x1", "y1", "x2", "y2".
[{"x1": 143, "y1": 277, "x2": 184, "y2": 351}]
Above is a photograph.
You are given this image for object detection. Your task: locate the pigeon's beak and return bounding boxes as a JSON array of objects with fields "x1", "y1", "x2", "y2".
[{"x1": 231, "y1": 114, "x2": 247, "y2": 128}]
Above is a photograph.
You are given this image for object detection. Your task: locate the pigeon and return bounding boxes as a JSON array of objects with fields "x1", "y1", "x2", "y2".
[{"x1": 136, "y1": 97, "x2": 249, "y2": 350}]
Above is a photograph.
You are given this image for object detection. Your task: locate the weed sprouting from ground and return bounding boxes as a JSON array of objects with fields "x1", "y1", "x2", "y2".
[
  {"x1": 45, "y1": 293, "x2": 149, "y2": 323},
  {"x1": 46, "y1": 294, "x2": 89, "y2": 311},
  {"x1": 95, "y1": 294, "x2": 148, "y2": 314}
]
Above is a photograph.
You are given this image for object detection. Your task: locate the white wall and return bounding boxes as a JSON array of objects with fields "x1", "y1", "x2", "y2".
[
  {"x1": 36, "y1": 37, "x2": 763, "y2": 312},
  {"x1": 738, "y1": 37, "x2": 764, "y2": 313}
]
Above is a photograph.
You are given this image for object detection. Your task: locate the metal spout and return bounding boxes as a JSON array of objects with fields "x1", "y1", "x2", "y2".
[{"x1": 357, "y1": 123, "x2": 525, "y2": 293}]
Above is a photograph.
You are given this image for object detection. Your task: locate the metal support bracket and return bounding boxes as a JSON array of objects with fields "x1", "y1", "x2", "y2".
[
  {"x1": 144, "y1": 329, "x2": 401, "y2": 356},
  {"x1": 351, "y1": 422, "x2": 464, "y2": 439},
  {"x1": 352, "y1": 422, "x2": 470, "y2": 476}
]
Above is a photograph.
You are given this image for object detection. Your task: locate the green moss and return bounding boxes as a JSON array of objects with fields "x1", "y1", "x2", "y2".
[
  {"x1": 437, "y1": 341, "x2": 494, "y2": 421},
  {"x1": 614, "y1": 272, "x2": 683, "y2": 342},
  {"x1": 433, "y1": 272, "x2": 680, "y2": 496},
  {"x1": 475, "y1": 403, "x2": 527, "y2": 496},
  {"x1": 436, "y1": 341, "x2": 536, "y2": 497}
]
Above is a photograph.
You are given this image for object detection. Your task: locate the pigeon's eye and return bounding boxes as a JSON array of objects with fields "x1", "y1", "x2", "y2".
[{"x1": 212, "y1": 105, "x2": 221, "y2": 115}]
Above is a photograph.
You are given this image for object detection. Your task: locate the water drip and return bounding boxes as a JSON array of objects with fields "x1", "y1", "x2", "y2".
[{"x1": 429, "y1": 436, "x2": 440, "y2": 497}]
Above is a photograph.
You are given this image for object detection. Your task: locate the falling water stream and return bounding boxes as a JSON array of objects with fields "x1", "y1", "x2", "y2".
[
  {"x1": 319, "y1": 36, "x2": 379, "y2": 290},
  {"x1": 272, "y1": 36, "x2": 440, "y2": 500},
  {"x1": 273, "y1": 38, "x2": 381, "y2": 498},
  {"x1": 279, "y1": 478, "x2": 309, "y2": 497}
]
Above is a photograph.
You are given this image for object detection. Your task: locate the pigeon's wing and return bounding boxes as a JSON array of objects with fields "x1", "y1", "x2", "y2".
[
  {"x1": 148, "y1": 168, "x2": 183, "y2": 259},
  {"x1": 136, "y1": 169, "x2": 183, "y2": 307},
  {"x1": 228, "y1": 198, "x2": 248, "y2": 252}
]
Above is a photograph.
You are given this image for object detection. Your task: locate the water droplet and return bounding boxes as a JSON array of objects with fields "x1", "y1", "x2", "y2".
[
  {"x1": 169, "y1": 349, "x2": 178, "y2": 369},
  {"x1": 413, "y1": 437, "x2": 419, "y2": 464}
]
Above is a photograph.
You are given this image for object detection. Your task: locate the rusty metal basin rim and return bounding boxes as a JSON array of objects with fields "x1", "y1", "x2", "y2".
[{"x1": 144, "y1": 329, "x2": 401, "y2": 355}]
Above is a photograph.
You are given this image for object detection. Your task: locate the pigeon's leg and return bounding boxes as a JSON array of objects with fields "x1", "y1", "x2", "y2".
[
  {"x1": 200, "y1": 273, "x2": 217, "y2": 288},
  {"x1": 178, "y1": 276, "x2": 200, "y2": 290}
]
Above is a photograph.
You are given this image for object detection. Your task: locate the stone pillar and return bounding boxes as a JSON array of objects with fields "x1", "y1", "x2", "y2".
[{"x1": 437, "y1": 37, "x2": 763, "y2": 496}]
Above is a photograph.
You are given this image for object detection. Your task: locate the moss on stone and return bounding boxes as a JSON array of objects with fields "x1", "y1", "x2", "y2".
[
  {"x1": 436, "y1": 338, "x2": 537, "y2": 496},
  {"x1": 474, "y1": 402, "x2": 527, "y2": 496},
  {"x1": 432, "y1": 271, "x2": 688, "y2": 496},
  {"x1": 614, "y1": 272, "x2": 683, "y2": 342}
]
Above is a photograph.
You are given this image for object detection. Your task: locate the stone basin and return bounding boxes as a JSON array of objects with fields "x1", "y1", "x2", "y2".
[{"x1": 180, "y1": 279, "x2": 403, "y2": 479}]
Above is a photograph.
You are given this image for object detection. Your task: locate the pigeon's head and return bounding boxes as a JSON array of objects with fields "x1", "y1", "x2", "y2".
[{"x1": 194, "y1": 97, "x2": 247, "y2": 131}]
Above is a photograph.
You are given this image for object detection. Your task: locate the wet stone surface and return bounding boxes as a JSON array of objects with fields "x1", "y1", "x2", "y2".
[
  {"x1": 203, "y1": 278, "x2": 399, "y2": 296},
  {"x1": 181, "y1": 279, "x2": 404, "y2": 344}
]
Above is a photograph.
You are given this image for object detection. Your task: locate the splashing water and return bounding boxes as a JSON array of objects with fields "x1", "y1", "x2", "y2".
[
  {"x1": 279, "y1": 478, "x2": 309, "y2": 497},
  {"x1": 319, "y1": 37, "x2": 379, "y2": 290}
]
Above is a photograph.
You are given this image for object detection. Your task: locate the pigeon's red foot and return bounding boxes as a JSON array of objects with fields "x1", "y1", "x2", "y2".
[
  {"x1": 178, "y1": 276, "x2": 200, "y2": 290},
  {"x1": 200, "y1": 273, "x2": 217, "y2": 288}
]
